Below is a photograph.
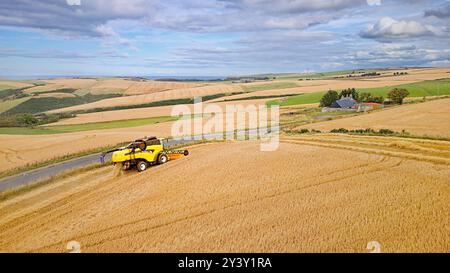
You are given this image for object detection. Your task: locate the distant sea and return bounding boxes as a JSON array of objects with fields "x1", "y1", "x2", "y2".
[{"x1": 1, "y1": 75, "x2": 228, "y2": 81}]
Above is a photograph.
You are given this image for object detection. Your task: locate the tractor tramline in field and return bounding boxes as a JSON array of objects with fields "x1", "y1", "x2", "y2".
[{"x1": 101, "y1": 136, "x2": 189, "y2": 172}]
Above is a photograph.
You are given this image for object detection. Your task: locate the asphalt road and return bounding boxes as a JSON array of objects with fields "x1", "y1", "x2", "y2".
[
  {"x1": 0, "y1": 138, "x2": 193, "y2": 192},
  {"x1": 0, "y1": 128, "x2": 277, "y2": 192}
]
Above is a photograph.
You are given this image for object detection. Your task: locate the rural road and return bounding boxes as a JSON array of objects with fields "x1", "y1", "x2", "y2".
[
  {"x1": 0, "y1": 128, "x2": 277, "y2": 192},
  {"x1": 0, "y1": 138, "x2": 189, "y2": 192}
]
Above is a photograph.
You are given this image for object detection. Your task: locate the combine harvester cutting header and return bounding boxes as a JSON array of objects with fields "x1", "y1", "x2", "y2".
[{"x1": 101, "y1": 136, "x2": 189, "y2": 172}]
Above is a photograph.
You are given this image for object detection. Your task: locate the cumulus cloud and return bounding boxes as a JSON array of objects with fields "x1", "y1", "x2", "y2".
[
  {"x1": 66, "y1": 0, "x2": 81, "y2": 6},
  {"x1": 0, "y1": 0, "x2": 153, "y2": 37},
  {"x1": 345, "y1": 42, "x2": 450, "y2": 68},
  {"x1": 360, "y1": 17, "x2": 434, "y2": 39},
  {"x1": 0, "y1": 48, "x2": 129, "y2": 59},
  {"x1": 1, "y1": 0, "x2": 449, "y2": 76},
  {"x1": 0, "y1": 0, "x2": 369, "y2": 35},
  {"x1": 366, "y1": 0, "x2": 381, "y2": 6}
]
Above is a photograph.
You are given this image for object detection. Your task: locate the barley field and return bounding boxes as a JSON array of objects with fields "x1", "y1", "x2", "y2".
[
  {"x1": 0, "y1": 139, "x2": 448, "y2": 253},
  {"x1": 50, "y1": 84, "x2": 244, "y2": 113},
  {"x1": 297, "y1": 98, "x2": 450, "y2": 138}
]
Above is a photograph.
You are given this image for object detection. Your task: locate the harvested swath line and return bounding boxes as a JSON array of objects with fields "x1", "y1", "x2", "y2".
[{"x1": 281, "y1": 136, "x2": 450, "y2": 165}]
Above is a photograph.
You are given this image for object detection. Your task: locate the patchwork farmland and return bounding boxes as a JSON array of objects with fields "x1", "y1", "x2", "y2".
[{"x1": 0, "y1": 67, "x2": 449, "y2": 253}]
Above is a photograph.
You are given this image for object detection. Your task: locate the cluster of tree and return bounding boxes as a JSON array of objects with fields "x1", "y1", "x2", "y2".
[
  {"x1": 358, "y1": 92, "x2": 385, "y2": 103},
  {"x1": 387, "y1": 88, "x2": 409, "y2": 104},
  {"x1": 360, "y1": 72, "x2": 381, "y2": 77},
  {"x1": 320, "y1": 90, "x2": 339, "y2": 107},
  {"x1": 330, "y1": 128, "x2": 396, "y2": 135},
  {"x1": 393, "y1": 72, "x2": 408, "y2": 76},
  {"x1": 319, "y1": 88, "x2": 358, "y2": 107},
  {"x1": 0, "y1": 113, "x2": 75, "y2": 127},
  {"x1": 320, "y1": 87, "x2": 409, "y2": 107},
  {"x1": 227, "y1": 76, "x2": 271, "y2": 81}
]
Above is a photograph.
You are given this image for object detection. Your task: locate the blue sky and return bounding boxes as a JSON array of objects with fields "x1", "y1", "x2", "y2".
[{"x1": 0, "y1": 0, "x2": 449, "y2": 78}]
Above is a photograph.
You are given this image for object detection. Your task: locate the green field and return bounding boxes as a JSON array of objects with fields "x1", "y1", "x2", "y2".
[
  {"x1": 242, "y1": 82, "x2": 298, "y2": 92},
  {"x1": 269, "y1": 79, "x2": 450, "y2": 106},
  {"x1": 3, "y1": 93, "x2": 122, "y2": 115},
  {"x1": 0, "y1": 97, "x2": 31, "y2": 114},
  {"x1": 268, "y1": 91, "x2": 326, "y2": 106},
  {"x1": 0, "y1": 116, "x2": 177, "y2": 135},
  {"x1": 358, "y1": 79, "x2": 450, "y2": 97}
]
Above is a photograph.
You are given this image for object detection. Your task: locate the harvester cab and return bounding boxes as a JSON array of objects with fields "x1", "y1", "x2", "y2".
[{"x1": 101, "y1": 136, "x2": 189, "y2": 172}]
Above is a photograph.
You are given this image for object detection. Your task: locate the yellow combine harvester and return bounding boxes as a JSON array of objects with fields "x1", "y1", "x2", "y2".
[{"x1": 101, "y1": 136, "x2": 189, "y2": 172}]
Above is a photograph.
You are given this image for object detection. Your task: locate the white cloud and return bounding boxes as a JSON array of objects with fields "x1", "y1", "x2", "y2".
[
  {"x1": 95, "y1": 24, "x2": 134, "y2": 48},
  {"x1": 66, "y1": 0, "x2": 81, "y2": 6},
  {"x1": 366, "y1": 0, "x2": 381, "y2": 6},
  {"x1": 360, "y1": 17, "x2": 433, "y2": 39}
]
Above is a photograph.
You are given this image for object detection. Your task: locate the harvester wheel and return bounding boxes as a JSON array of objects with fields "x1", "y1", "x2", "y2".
[
  {"x1": 137, "y1": 160, "x2": 148, "y2": 172},
  {"x1": 158, "y1": 154, "x2": 168, "y2": 164}
]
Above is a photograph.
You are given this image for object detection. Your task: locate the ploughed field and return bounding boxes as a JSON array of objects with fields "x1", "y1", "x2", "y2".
[{"x1": 0, "y1": 138, "x2": 448, "y2": 253}]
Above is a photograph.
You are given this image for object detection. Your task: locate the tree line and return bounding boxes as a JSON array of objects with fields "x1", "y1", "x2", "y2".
[{"x1": 320, "y1": 88, "x2": 409, "y2": 107}]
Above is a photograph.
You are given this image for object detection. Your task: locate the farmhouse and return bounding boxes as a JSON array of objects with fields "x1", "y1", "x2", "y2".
[
  {"x1": 330, "y1": 95, "x2": 357, "y2": 109},
  {"x1": 322, "y1": 95, "x2": 361, "y2": 113}
]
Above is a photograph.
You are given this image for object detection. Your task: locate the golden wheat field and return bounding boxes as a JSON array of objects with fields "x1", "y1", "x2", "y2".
[
  {"x1": 123, "y1": 81, "x2": 204, "y2": 95},
  {"x1": 50, "y1": 84, "x2": 244, "y2": 113},
  {"x1": 21, "y1": 78, "x2": 204, "y2": 96},
  {"x1": 48, "y1": 98, "x2": 274, "y2": 125},
  {"x1": 298, "y1": 98, "x2": 450, "y2": 138},
  {"x1": 0, "y1": 139, "x2": 449, "y2": 253},
  {"x1": 0, "y1": 80, "x2": 34, "y2": 90},
  {"x1": 24, "y1": 78, "x2": 99, "y2": 93}
]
